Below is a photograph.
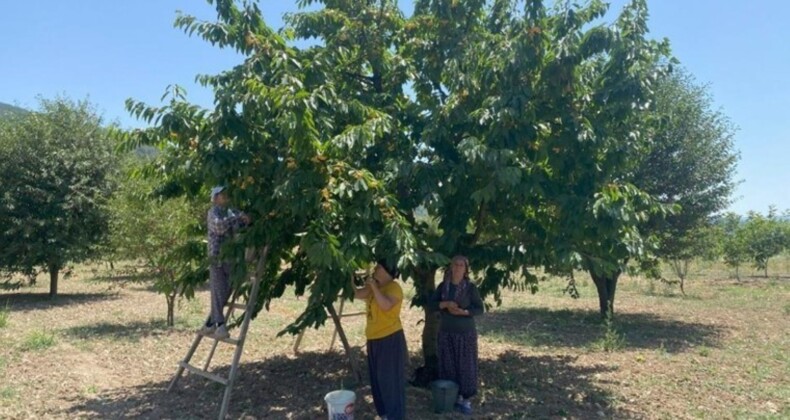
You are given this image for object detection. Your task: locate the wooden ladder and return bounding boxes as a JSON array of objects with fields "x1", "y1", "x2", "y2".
[
  {"x1": 167, "y1": 246, "x2": 269, "y2": 420},
  {"x1": 291, "y1": 270, "x2": 369, "y2": 384}
]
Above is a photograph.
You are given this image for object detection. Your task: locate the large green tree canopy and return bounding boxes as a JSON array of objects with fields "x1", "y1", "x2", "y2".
[{"x1": 123, "y1": 0, "x2": 671, "y2": 362}]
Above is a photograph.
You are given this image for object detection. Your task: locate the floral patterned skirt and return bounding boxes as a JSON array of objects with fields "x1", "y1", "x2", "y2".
[{"x1": 438, "y1": 330, "x2": 478, "y2": 399}]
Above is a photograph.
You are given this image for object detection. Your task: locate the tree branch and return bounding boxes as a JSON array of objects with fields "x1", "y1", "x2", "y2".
[
  {"x1": 343, "y1": 71, "x2": 375, "y2": 86},
  {"x1": 471, "y1": 202, "x2": 487, "y2": 244},
  {"x1": 432, "y1": 81, "x2": 448, "y2": 104}
]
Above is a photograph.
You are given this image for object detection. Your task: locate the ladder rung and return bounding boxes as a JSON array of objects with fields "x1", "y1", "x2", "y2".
[
  {"x1": 339, "y1": 312, "x2": 365, "y2": 317},
  {"x1": 229, "y1": 303, "x2": 247, "y2": 310},
  {"x1": 180, "y1": 361, "x2": 228, "y2": 385},
  {"x1": 217, "y1": 336, "x2": 240, "y2": 345},
  {"x1": 196, "y1": 330, "x2": 240, "y2": 345}
]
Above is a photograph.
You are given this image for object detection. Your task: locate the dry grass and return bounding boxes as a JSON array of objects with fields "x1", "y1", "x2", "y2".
[{"x1": 1, "y1": 259, "x2": 788, "y2": 419}]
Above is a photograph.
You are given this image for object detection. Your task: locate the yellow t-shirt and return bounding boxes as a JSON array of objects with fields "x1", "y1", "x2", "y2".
[{"x1": 365, "y1": 280, "x2": 403, "y2": 340}]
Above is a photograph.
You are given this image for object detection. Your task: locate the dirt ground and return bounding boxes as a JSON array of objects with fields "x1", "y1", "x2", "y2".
[{"x1": 1, "y1": 262, "x2": 788, "y2": 419}]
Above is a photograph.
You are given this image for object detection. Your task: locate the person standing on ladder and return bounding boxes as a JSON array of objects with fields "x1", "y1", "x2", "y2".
[
  {"x1": 354, "y1": 259, "x2": 407, "y2": 420},
  {"x1": 201, "y1": 186, "x2": 250, "y2": 340}
]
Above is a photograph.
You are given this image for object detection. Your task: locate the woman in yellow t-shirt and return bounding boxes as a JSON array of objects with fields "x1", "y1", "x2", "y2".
[{"x1": 354, "y1": 259, "x2": 407, "y2": 420}]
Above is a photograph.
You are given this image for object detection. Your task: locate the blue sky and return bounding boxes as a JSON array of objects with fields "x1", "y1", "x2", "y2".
[{"x1": 1, "y1": 1, "x2": 787, "y2": 215}]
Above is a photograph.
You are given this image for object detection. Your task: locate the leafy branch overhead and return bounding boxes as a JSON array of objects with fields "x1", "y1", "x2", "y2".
[
  {"x1": 120, "y1": 0, "x2": 679, "y2": 334},
  {"x1": 121, "y1": 0, "x2": 419, "y2": 335}
]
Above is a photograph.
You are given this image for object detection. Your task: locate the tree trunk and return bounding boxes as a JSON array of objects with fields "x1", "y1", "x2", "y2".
[
  {"x1": 166, "y1": 293, "x2": 175, "y2": 327},
  {"x1": 735, "y1": 264, "x2": 740, "y2": 281},
  {"x1": 411, "y1": 266, "x2": 439, "y2": 388},
  {"x1": 590, "y1": 269, "x2": 620, "y2": 319},
  {"x1": 48, "y1": 263, "x2": 59, "y2": 298},
  {"x1": 764, "y1": 263, "x2": 768, "y2": 278},
  {"x1": 672, "y1": 259, "x2": 689, "y2": 296}
]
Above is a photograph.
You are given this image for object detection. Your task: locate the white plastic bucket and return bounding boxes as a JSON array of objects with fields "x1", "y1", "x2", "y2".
[{"x1": 324, "y1": 390, "x2": 355, "y2": 420}]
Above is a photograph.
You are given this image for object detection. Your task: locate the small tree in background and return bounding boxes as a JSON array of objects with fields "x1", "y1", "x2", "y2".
[
  {"x1": 783, "y1": 210, "x2": 790, "y2": 254},
  {"x1": 719, "y1": 213, "x2": 748, "y2": 280},
  {"x1": 107, "y1": 155, "x2": 207, "y2": 326},
  {"x1": 0, "y1": 97, "x2": 115, "y2": 296},
  {"x1": 666, "y1": 225, "x2": 721, "y2": 294},
  {"x1": 742, "y1": 207, "x2": 787, "y2": 278}
]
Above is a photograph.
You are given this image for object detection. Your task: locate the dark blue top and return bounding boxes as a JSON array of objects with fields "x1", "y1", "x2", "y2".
[{"x1": 428, "y1": 281, "x2": 484, "y2": 333}]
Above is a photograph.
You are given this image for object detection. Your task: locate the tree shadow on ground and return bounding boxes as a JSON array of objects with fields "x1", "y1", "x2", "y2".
[
  {"x1": 0, "y1": 292, "x2": 120, "y2": 312},
  {"x1": 64, "y1": 350, "x2": 371, "y2": 419},
  {"x1": 1, "y1": 279, "x2": 25, "y2": 291},
  {"x1": 62, "y1": 319, "x2": 176, "y2": 342},
  {"x1": 88, "y1": 272, "x2": 152, "y2": 284},
  {"x1": 64, "y1": 348, "x2": 636, "y2": 419},
  {"x1": 640, "y1": 290, "x2": 706, "y2": 301},
  {"x1": 475, "y1": 350, "x2": 635, "y2": 419},
  {"x1": 478, "y1": 307, "x2": 725, "y2": 353},
  {"x1": 736, "y1": 273, "x2": 790, "y2": 281},
  {"x1": 85, "y1": 271, "x2": 165, "y2": 293},
  {"x1": 739, "y1": 275, "x2": 790, "y2": 282},
  {"x1": 87, "y1": 272, "x2": 212, "y2": 294}
]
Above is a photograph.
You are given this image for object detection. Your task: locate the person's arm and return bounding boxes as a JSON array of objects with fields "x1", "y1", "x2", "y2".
[
  {"x1": 208, "y1": 208, "x2": 246, "y2": 236},
  {"x1": 368, "y1": 279, "x2": 400, "y2": 312},
  {"x1": 431, "y1": 282, "x2": 458, "y2": 312},
  {"x1": 466, "y1": 284, "x2": 484, "y2": 316},
  {"x1": 231, "y1": 208, "x2": 251, "y2": 228},
  {"x1": 353, "y1": 283, "x2": 372, "y2": 299},
  {"x1": 448, "y1": 284, "x2": 483, "y2": 317}
]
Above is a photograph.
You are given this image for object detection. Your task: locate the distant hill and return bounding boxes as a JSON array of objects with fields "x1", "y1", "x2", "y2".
[{"x1": 0, "y1": 102, "x2": 28, "y2": 117}]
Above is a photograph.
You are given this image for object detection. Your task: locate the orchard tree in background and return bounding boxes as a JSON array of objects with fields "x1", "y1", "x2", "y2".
[
  {"x1": 123, "y1": 0, "x2": 670, "y2": 385},
  {"x1": 741, "y1": 207, "x2": 787, "y2": 277},
  {"x1": 0, "y1": 97, "x2": 115, "y2": 297},
  {"x1": 107, "y1": 154, "x2": 207, "y2": 326},
  {"x1": 632, "y1": 68, "x2": 739, "y2": 293},
  {"x1": 665, "y1": 225, "x2": 720, "y2": 294},
  {"x1": 719, "y1": 212, "x2": 748, "y2": 279},
  {"x1": 718, "y1": 209, "x2": 789, "y2": 279}
]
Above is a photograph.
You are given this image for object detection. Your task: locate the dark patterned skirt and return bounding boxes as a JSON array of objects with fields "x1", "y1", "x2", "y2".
[{"x1": 438, "y1": 330, "x2": 478, "y2": 399}]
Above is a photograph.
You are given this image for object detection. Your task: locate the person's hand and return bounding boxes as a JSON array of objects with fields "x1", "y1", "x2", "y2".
[
  {"x1": 366, "y1": 277, "x2": 379, "y2": 290},
  {"x1": 448, "y1": 306, "x2": 467, "y2": 316},
  {"x1": 441, "y1": 301, "x2": 458, "y2": 310}
]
